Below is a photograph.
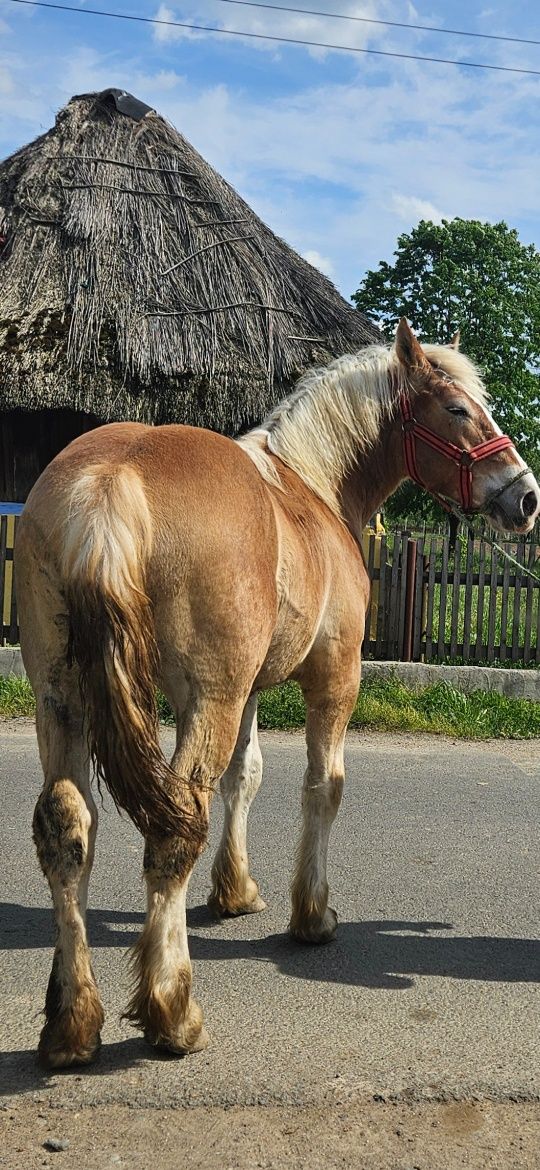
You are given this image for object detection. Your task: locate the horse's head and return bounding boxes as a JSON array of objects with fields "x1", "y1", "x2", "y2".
[{"x1": 394, "y1": 319, "x2": 540, "y2": 534}]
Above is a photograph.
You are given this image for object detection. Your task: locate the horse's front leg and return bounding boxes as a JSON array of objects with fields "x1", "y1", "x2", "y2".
[{"x1": 290, "y1": 655, "x2": 360, "y2": 944}]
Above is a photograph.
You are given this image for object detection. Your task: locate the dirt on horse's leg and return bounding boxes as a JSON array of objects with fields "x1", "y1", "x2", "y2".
[
  {"x1": 125, "y1": 695, "x2": 246, "y2": 1054},
  {"x1": 208, "y1": 695, "x2": 266, "y2": 918},
  {"x1": 32, "y1": 690, "x2": 104, "y2": 1068},
  {"x1": 289, "y1": 659, "x2": 360, "y2": 945},
  {"x1": 126, "y1": 829, "x2": 209, "y2": 1055}
]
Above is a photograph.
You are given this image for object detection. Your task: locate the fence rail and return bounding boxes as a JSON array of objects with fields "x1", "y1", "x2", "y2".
[{"x1": 2, "y1": 512, "x2": 540, "y2": 666}]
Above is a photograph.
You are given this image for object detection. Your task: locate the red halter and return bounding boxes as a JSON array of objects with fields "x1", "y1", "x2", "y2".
[{"x1": 400, "y1": 395, "x2": 515, "y2": 513}]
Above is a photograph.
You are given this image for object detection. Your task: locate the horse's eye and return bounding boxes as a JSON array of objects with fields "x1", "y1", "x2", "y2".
[{"x1": 447, "y1": 406, "x2": 470, "y2": 419}]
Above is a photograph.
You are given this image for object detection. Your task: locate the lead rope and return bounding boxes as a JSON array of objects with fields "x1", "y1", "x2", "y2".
[{"x1": 442, "y1": 502, "x2": 540, "y2": 585}]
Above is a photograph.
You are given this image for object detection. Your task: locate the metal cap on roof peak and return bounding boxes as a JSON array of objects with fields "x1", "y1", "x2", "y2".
[{"x1": 98, "y1": 88, "x2": 154, "y2": 121}]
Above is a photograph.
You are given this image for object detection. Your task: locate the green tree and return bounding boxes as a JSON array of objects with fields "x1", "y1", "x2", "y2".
[{"x1": 353, "y1": 218, "x2": 540, "y2": 527}]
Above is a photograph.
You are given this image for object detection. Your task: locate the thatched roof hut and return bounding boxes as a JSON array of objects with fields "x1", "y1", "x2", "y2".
[{"x1": 0, "y1": 87, "x2": 381, "y2": 499}]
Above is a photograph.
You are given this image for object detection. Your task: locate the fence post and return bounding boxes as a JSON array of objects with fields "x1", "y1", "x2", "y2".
[{"x1": 401, "y1": 537, "x2": 417, "y2": 661}]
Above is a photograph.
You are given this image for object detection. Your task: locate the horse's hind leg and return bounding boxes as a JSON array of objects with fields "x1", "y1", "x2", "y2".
[
  {"x1": 33, "y1": 747, "x2": 103, "y2": 1068},
  {"x1": 208, "y1": 695, "x2": 265, "y2": 918},
  {"x1": 16, "y1": 538, "x2": 103, "y2": 1068},
  {"x1": 126, "y1": 692, "x2": 247, "y2": 1054},
  {"x1": 290, "y1": 652, "x2": 360, "y2": 944},
  {"x1": 26, "y1": 651, "x2": 103, "y2": 1065}
]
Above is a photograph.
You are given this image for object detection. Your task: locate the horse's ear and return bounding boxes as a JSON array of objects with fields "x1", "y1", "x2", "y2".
[
  {"x1": 449, "y1": 330, "x2": 461, "y2": 350},
  {"x1": 395, "y1": 318, "x2": 427, "y2": 370}
]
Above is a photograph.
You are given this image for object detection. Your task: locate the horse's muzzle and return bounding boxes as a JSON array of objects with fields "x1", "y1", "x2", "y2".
[{"x1": 485, "y1": 471, "x2": 540, "y2": 533}]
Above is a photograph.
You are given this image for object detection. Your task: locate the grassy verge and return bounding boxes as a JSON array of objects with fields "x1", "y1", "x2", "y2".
[
  {"x1": 0, "y1": 675, "x2": 35, "y2": 717},
  {"x1": 256, "y1": 678, "x2": 540, "y2": 738},
  {"x1": 2, "y1": 674, "x2": 539, "y2": 739}
]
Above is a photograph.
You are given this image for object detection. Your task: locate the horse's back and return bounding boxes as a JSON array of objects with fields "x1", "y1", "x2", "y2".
[{"x1": 25, "y1": 420, "x2": 273, "y2": 519}]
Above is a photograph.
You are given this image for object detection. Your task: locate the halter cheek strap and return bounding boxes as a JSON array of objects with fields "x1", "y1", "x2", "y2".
[{"x1": 400, "y1": 395, "x2": 516, "y2": 513}]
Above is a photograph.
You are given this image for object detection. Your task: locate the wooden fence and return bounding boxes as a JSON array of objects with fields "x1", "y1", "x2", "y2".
[
  {"x1": 2, "y1": 510, "x2": 540, "y2": 665},
  {"x1": 363, "y1": 526, "x2": 540, "y2": 665}
]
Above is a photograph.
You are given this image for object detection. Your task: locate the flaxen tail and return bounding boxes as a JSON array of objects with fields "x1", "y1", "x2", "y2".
[{"x1": 62, "y1": 463, "x2": 201, "y2": 844}]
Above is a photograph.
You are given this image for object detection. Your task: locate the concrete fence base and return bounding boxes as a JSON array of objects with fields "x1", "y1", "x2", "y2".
[
  {"x1": 0, "y1": 647, "x2": 26, "y2": 679},
  {"x1": 2, "y1": 645, "x2": 539, "y2": 701},
  {"x1": 362, "y1": 660, "x2": 540, "y2": 701}
]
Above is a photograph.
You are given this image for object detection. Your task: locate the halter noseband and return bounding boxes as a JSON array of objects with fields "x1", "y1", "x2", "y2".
[{"x1": 400, "y1": 395, "x2": 517, "y2": 513}]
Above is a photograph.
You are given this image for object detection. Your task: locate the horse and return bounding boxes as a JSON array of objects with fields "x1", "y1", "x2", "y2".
[{"x1": 15, "y1": 319, "x2": 539, "y2": 1069}]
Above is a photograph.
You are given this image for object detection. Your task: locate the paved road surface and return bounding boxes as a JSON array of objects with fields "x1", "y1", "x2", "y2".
[{"x1": 1, "y1": 724, "x2": 539, "y2": 1118}]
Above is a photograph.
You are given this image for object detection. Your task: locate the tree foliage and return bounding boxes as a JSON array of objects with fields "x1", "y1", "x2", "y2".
[{"x1": 353, "y1": 219, "x2": 540, "y2": 527}]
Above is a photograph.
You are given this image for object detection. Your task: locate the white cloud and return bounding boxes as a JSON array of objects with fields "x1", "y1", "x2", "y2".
[
  {"x1": 391, "y1": 194, "x2": 447, "y2": 225},
  {"x1": 302, "y1": 249, "x2": 335, "y2": 277},
  {"x1": 150, "y1": 0, "x2": 391, "y2": 56},
  {"x1": 152, "y1": 4, "x2": 207, "y2": 44},
  {"x1": 149, "y1": 69, "x2": 185, "y2": 91},
  {"x1": 0, "y1": 64, "x2": 14, "y2": 94}
]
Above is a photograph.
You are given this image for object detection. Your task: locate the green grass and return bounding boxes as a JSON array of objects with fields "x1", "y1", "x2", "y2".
[
  {"x1": 257, "y1": 678, "x2": 540, "y2": 739},
  {"x1": 155, "y1": 689, "x2": 175, "y2": 726},
  {"x1": 2, "y1": 673, "x2": 539, "y2": 740},
  {"x1": 0, "y1": 675, "x2": 35, "y2": 717}
]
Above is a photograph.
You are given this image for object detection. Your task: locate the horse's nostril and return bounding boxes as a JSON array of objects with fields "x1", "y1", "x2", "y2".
[{"x1": 522, "y1": 491, "x2": 538, "y2": 519}]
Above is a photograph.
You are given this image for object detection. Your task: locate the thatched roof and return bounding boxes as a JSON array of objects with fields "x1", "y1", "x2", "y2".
[{"x1": 0, "y1": 88, "x2": 382, "y2": 431}]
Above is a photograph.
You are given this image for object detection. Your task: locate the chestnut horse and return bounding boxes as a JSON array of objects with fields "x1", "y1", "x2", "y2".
[{"x1": 15, "y1": 320, "x2": 539, "y2": 1068}]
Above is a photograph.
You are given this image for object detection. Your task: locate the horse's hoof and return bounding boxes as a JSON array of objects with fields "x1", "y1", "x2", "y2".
[
  {"x1": 238, "y1": 893, "x2": 267, "y2": 915},
  {"x1": 289, "y1": 907, "x2": 338, "y2": 945},
  {"x1": 146, "y1": 1024, "x2": 210, "y2": 1057},
  {"x1": 38, "y1": 1031, "x2": 102, "y2": 1070},
  {"x1": 207, "y1": 885, "x2": 267, "y2": 919}
]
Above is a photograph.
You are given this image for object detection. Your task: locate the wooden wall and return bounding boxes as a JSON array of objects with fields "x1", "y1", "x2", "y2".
[{"x1": 0, "y1": 409, "x2": 102, "y2": 502}]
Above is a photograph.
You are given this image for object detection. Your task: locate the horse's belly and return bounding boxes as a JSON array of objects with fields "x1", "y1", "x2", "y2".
[{"x1": 254, "y1": 601, "x2": 321, "y2": 690}]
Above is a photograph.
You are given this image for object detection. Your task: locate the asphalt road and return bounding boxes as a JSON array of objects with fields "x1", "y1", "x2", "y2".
[{"x1": 1, "y1": 724, "x2": 539, "y2": 1111}]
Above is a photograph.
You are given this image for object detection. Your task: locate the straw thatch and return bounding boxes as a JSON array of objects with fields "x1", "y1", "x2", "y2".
[{"x1": 0, "y1": 88, "x2": 382, "y2": 432}]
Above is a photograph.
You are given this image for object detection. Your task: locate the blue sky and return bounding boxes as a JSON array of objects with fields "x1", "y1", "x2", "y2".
[{"x1": 0, "y1": 0, "x2": 538, "y2": 297}]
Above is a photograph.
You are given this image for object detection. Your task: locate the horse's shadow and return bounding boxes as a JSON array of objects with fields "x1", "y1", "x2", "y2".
[
  {"x1": 1, "y1": 901, "x2": 538, "y2": 988},
  {"x1": 1, "y1": 902, "x2": 538, "y2": 1095},
  {"x1": 0, "y1": 901, "x2": 145, "y2": 950},
  {"x1": 191, "y1": 914, "x2": 540, "y2": 990}
]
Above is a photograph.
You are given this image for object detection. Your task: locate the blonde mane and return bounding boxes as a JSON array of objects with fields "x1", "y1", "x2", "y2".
[{"x1": 238, "y1": 342, "x2": 488, "y2": 513}]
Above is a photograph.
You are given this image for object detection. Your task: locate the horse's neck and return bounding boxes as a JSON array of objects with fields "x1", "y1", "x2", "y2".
[{"x1": 339, "y1": 425, "x2": 404, "y2": 540}]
